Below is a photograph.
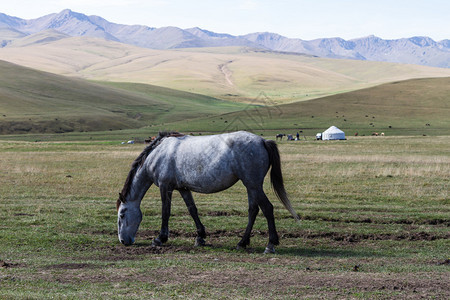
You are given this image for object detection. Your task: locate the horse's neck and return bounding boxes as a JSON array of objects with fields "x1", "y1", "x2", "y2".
[{"x1": 127, "y1": 168, "x2": 153, "y2": 204}]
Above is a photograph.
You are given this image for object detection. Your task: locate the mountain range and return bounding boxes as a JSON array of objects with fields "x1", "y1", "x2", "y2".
[{"x1": 0, "y1": 9, "x2": 449, "y2": 68}]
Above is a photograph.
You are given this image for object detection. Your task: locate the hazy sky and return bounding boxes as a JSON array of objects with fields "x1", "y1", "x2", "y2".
[{"x1": 1, "y1": 0, "x2": 449, "y2": 40}]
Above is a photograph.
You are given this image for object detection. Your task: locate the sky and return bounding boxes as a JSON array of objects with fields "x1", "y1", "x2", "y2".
[{"x1": 1, "y1": 0, "x2": 449, "y2": 41}]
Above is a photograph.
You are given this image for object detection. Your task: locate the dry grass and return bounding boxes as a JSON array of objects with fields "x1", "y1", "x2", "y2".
[
  {"x1": 285, "y1": 153, "x2": 449, "y2": 177},
  {"x1": 278, "y1": 136, "x2": 449, "y2": 208},
  {"x1": 1, "y1": 36, "x2": 449, "y2": 103}
]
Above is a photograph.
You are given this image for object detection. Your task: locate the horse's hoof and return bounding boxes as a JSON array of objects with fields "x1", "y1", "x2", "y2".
[
  {"x1": 195, "y1": 237, "x2": 206, "y2": 247},
  {"x1": 236, "y1": 244, "x2": 246, "y2": 251},
  {"x1": 264, "y1": 245, "x2": 276, "y2": 254},
  {"x1": 152, "y1": 238, "x2": 163, "y2": 247}
]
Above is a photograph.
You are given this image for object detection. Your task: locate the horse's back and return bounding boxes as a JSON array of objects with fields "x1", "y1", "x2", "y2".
[{"x1": 147, "y1": 131, "x2": 269, "y2": 193}]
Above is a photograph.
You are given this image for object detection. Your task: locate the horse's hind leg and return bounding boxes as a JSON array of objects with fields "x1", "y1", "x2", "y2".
[
  {"x1": 246, "y1": 187, "x2": 279, "y2": 254},
  {"x1": 237, "y1": 195, "x2": 259, "y2": 250},
  {"x1": 153, "y1": 185, "x2": 173, "y2": 246},
  {"x1": 179, "y1": 189, "x2": 206, "y2": 246}
]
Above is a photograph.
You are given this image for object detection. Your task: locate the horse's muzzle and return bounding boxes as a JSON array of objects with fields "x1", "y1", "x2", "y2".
[{"x1": 119, "y1": 237, "x2": 134, "y2": 246}]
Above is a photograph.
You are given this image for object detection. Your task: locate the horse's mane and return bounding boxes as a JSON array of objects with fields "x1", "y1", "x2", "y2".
[{"x1": 117, "y1": 131, "x2": 184, "y2": 209}]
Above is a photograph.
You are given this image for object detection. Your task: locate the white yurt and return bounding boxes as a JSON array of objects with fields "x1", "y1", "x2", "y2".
[{"x1": 322, "y1": 126, "x2": 346, "y2": 140}]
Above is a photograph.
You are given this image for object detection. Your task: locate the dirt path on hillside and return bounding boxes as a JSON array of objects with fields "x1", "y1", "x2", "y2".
[{"x1": 219, "y1": 60, "x2": 234, "y2": 86}]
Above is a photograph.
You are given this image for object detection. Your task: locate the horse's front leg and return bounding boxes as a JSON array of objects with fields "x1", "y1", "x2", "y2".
[
  {"x1": 179, "y1": 189, "x2": 206, "y2": 246},
  {"x1": 152, "y1": 185, "x2": 173, "y2": 246}
]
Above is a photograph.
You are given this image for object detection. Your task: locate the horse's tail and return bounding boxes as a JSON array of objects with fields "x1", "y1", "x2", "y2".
[{"x1": 264, "y1": 140, "x2": 300, "y2": 222}]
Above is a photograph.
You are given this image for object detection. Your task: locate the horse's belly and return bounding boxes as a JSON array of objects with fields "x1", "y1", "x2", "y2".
[{"x1": 177, "y1": 166, "x2": 238, "y2": 194}]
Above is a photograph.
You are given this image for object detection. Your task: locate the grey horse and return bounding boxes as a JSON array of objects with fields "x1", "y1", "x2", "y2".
[{"x1": 117, "y1": 131, "x2": 299, "y2": 253}]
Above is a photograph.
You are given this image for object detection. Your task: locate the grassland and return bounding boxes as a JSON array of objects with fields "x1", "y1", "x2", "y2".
[
  {"x1": 0, "y1": 136, "x2": 448, "y2": 298},
  {"x1": 1, "y1": 34, "x2": 450, "y2": 103}
]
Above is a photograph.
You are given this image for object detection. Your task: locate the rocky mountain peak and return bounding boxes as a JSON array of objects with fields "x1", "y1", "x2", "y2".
[{"x1": 1, "y1": 9, "x2": 448, "y2": 68}]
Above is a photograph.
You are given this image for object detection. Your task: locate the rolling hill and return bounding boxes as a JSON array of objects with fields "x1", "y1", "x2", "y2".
[
  {"x1": 162, "y1": 77, "x2": 450, "y2": 136},
  {"x1": 1, "y1": 58, "x2": 448, "y2": 137},
  {"x1": 0, "y1": 60, "x2": 247, "y2": 134},
  {"x1": 1, "y1": 32, "x2": 449, "y2": 104}
]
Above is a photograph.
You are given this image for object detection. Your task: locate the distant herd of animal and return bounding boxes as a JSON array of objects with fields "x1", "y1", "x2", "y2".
[{"x1": 123, "y1": 130, "x2": 391, "y2": 145}]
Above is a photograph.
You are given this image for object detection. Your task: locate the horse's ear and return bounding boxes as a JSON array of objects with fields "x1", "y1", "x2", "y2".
[
  {"x1": 117, "y1": 193, "x2": 125, "y2": 211},
  {"x1": 116, "y1": 198, "x2": 121, "y2": 211}
]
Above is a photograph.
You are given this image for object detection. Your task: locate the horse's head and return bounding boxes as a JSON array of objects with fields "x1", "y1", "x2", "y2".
[{"x1": 117, "y1": 193, "x2": 142, "y2": 246}]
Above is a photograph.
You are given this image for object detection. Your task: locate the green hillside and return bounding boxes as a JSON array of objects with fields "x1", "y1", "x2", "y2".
[
  {"x1": 0, "y1": 60, "x2": 248, "y2": 134},
  {"x1": 163, "y1": 77, "x2": 450, "y2": 136}
]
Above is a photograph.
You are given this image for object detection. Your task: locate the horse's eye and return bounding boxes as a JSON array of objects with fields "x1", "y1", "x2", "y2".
[{"x1": 119, "y1": 208, "x2": 127, "y2": 219}]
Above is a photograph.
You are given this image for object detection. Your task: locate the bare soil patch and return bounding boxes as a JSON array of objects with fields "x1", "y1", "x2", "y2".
[
  {"x1": 300, "y1": 215, "x2": 450, "y2": 226},
  {"x1": 43, "y1": 263, "x2": 99, "y2": 270},
  {"x1": 280, "y1": 230, "x2": 450, "y2": 242},
  {"x1": 13, "y1": 213, "x2": 35, "y2": 217},
  {"x1": 96, "y1": 244, "x2": 208, "y2": 262},
  {"x1": 177, "y1": 210, "x2": 450, "y2": 226},
  {"x1": 134, "y1": 228, "x2": 449, "y2": 243},
  {"x1": 0, "y1": 260, "x2": 25, "y2": 269}
]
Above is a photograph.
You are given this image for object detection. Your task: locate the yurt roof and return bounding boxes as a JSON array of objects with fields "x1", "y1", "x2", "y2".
[{"x1": 323, "y1": 126, "x2": 344, "y2": 134}]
